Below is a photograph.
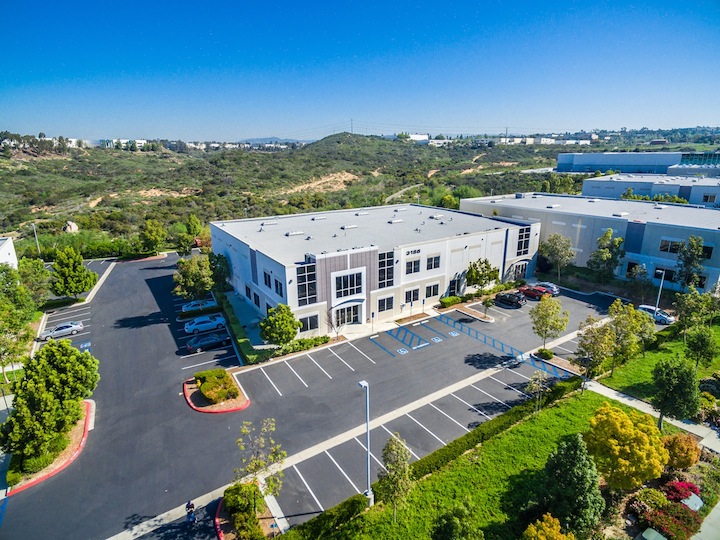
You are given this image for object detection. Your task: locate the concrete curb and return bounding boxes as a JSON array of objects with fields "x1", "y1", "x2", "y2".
[
  {"x1": 8, "y1": 399, "x2": 93, "y2": 497},
  {"x1": 182, "y1": 379, "x2": 251, "y2": 414},
  {"x1": 214, "y1": 497, "x2": 225, "y2": 540}
]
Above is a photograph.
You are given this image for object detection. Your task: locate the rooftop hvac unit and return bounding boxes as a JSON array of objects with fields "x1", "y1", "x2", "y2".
[
  {"x1": 341, "y1": 224, "x2": 357, "y2": 230},
  {"x1": 394, "y1": 207, "x2": 407, "y2": 212},
  {"x1": 430, "y1": 213, "x2": 444, "y2": 219},
  {"x1": 285, "y1": 231, "x2": 304, "y2": 236},
  {"x1": 388, "y1": 219, "x2": 404, "y2": 224},
  {"x1": 261, "y1": 220, "x2": 278, "y2": 226},
  {"x1": 355, "y1": 211, "x2": 369, "y2": 216},
  {"x1": 546, "y1": 204, "x2": 560, "y2": 208},
  {"x1": 311, "y1": 216, "x2": 327, "y2": 221},
  {"x1": 612, "y1": 212, "x2": 629, "y2": 217},
  {"x1": 515, "y1": 193, "x2": 525, "y2": 198}
]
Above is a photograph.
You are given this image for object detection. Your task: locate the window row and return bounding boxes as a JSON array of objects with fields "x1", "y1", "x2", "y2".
[
  {"x1": 336, "y1": 273, "x2": 362, "y2": 298},
  {"x1": 659, "y1": 240, "x2": 714, "y2": 259},
  {"x1": 262, "y1": 271, "x2": 284, "y2": 296},
  {"x1": 405, "y1": 255, "x2": 441, "y2": 275}
]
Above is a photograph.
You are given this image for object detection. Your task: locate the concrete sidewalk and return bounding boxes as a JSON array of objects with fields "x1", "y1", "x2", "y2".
[{"x1": 585, "y1": 381, "x2": 720, "y2": 539}]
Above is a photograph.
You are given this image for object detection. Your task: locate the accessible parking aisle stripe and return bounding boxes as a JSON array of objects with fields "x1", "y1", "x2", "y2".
[
  {"x1": 328, "y1": 348, "x2": 355, "y2": 371},
  {"x1": 429, "y1": 403, "x2": 470, "y2": 432},
  {"x1": 261, "y1": 367, "x2": 283, "y2": 396},
  {"x1": 451, "y1": 393, "x2": 492, "y2": 420},
  {"x1": 406, "y1": 413, "x2": 445, "y2": 445},
  {"x1": 324, "y1": 450, "x2": 360, "y2": 493},
  {"x1": 368, "y1": 336, "x2": 395, "y2": 357},
  {"x1": 284, "y1": 360, "x2": 308, "y2": 387},
  {"x1": 347, "y1": 342, "x2": 376, "y2": 364},
  {"x1": 381, "y1": 425, "x2": 420, "y2": 460},
  {"x1": 306, "y1": 354, "x2": 332, "y2": 379},
  {"x1": 293, "y1": 465, "x2": 324, "y2": 512}
]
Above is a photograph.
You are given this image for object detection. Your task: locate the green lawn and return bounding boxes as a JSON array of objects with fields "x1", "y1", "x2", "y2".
[
  {"x1": 285, "y1": 391, "x2": 679, "y2": 540},
  {"x1": 602, "y1": 324, "x2": 720, "y2": 400}
]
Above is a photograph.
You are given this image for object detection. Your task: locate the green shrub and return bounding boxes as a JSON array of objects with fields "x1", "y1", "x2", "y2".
[
  {"x1": 48, "y1": 434, "x2": 69, "y2": 455},
  {"x1": 461, "y1": 293, "x2": 475, "y2": 302},
  {"x1": 224, "y1": 483, "x2": 265, "y2": 540},
  {"x1": 195, "y1": 368, "x2": 239, "y2": 404},
  {"x1": 535, "y1": 348, "x2": 554, "y2": 360},
  {"x1": 279, "y1": 336, "x2": 330, "y2": 355},
  {"x1": 218, "y1": 294, "x2": 273, "y2": 365},
  {"x1": 22, "y1": 453, "x2": 55, "y2": 474},
  {"x1": 643, "y1": 501, "x2": 702, "y2": 540},
  {"x1": 6, "y1": 454, "x2": 23, "y2": 486},
  {"x1": 288, "y1": 494, "x2": 367, "y2": 539},
  {"x1": 629, "y1": 488, "x2": 668, "y2": 517},
  {"x1": 440, "y1": 296, "x2": 462, "y2": 308}
]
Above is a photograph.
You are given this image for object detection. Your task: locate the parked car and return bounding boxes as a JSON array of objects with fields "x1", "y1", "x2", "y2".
[
  {"x1": 181, "y1": 298, "x2": 218, "y2": 313},
  {"x1": 184, "y1": 314, "x2": 227, "y2": 334},
  {"x1": 517, "y1": 285, "x2": 551, "y2": 300},
  {"x1": 534, "y1": 281, "x2": 560, "y2": 296},
  {"x1": 494, "y1": 292, "x2": 527, "y2": 308},
  {"x1": 638, "y1": 305, "x2": 676, "y2": 325},
  {"x1": 186, "y1": 333, "x2": 230, "y2": 353},
  {"x1": 40, "y1": 321, "x2": 84, "y2": 340}
]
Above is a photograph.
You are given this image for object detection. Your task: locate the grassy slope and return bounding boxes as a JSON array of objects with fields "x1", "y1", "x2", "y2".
[{"x1": 285, "y1": 391, "x2": 679, "y2": 540}]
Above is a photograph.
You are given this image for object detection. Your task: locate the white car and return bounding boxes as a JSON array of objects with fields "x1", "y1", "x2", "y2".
[
  {"x1": 638, "y1": 305, "x2": 676, "y2": 325},
  {"x1": 181, "y1": 298, "x2": 218, "y2": 313},
  {"x1": 184, "y1": 314, "x2": 227, "y2": 334},
  {"x1": 40, "y1": 321, "x2": 84, "y2": 340}
]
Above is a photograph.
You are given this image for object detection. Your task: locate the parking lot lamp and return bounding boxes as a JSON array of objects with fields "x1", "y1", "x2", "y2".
[
  {"x1": 654, "y1": 269, "x2": 666, "y2": 314},
  {"x1": 358, "y1": 380, "x2": 374, "y2": 507},
  {"x1": 31, "y1": 223, "x2": 41, "y2": 257}
]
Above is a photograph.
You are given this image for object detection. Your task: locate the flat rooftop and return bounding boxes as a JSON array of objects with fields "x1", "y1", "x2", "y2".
[
  {"x1": 587, "y1": 173, "x2": 720, "y2": 186},
  {"x1": 463, "y1": 193, "x2": 720, "y2": 231},
  {"x1": 212, "y1": 205, "x2": 513, "y2": 264}
]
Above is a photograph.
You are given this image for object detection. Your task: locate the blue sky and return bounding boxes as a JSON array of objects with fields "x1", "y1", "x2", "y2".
[{"x1": 2, "y1": 1, "x2": 719, "y2": 141}]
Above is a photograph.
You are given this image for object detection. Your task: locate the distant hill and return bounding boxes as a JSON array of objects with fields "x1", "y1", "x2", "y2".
[{"x1": 240, "y1": 137, "x2": 311, "y2": 144}]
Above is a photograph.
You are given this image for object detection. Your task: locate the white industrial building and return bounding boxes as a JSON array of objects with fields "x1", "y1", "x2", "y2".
[
  {"x1": 460, "y1": 194, "x2": 720, "y2": 293},
  {"x1": 211, "y1": 205, "x2": 539, "y2": 336},
  {"x1": 0, "y1": 237, "x2": 18, "y2": 269},
  {"x1": 582, "y1": 174, "x2": 720, "y2": 207},
  {"x1": 557, "y1": 151, "x2": 720, "y2": 176}
]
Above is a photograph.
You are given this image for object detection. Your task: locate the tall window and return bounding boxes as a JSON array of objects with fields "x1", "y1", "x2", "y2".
[
  {"x1": 336, "y1": 273, "x2": 362, "y2": 298},
  {"x1": 297, "y1": 264, "x2": 317, "y2": 306},
  {"x1": 406, "y1": 259, "x2": 420, "y2": 274},
  {"x1": 245, "y1": 285, "x2": 251, "y2": 299},
  {"x1": 379, "y1": 251, "x2": 394, "y2": 288},
  {"x1": 517, "y1": 227, "x2": 530, "y2": 256},
  {"x1": 659, "y1": 239, "x2": 681, "y2": 253},
  {"x1": 449, "y1": 277, "x2": 462, "y2": 296},
  {"x1": 336, "y1": 305, "x2": 359, "y2": 325},
  {"x1": 263, "y1": 271, "x2": 271, "y2": 287},
  {"x1": 378, "y1": 297, "x2": 394, "y2": 312},
  {"x1": 274, "y1": 279, "x2": 283, "y2": 297},
  {"x1": 299, "y1": 315, "x2": 318, "y2": 332},
  {"x1": 703, "y1": 246, "x2": 714, "y2": 259},
  {"x1": 703, "y1": 194, "x2": 717, "y2": 203},
  {"x1": 427, "y1": 255, "x2": 440, "y2": 270},
  {"x1": 405, "y1": 289, "x2": 419, "y2": 303},
  {"x1": 426, "y1": 284, "x2": 439, "y2": 298},
  {"x1": 253, "y1": 292, "x2": 260, "y2": 307}
]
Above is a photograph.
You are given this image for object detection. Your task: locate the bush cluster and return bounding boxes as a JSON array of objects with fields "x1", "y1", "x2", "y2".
[
  {"x1": 217, "y1": 294, "x2": 272, "y2": 365},
  {"x1": 439, "y1": 296, "x2": 462, "y2": 308},
  {"x1": 642, "y1": 501, "x2": 702, "y2": 540},
  {"x1": 535, "y1": 348, "x2": 554, "y2": 360},
  {"x1": 664, "y1": 434, "x2": 701, "y2": 470},
  {"x1": 285, "y1": 494, "x2": 367, "y2": 540},
  {"x1": 223, "y1": 483, "x2": 265, "y2": 540},
  {"x1": 664, "y1": 481, "x2": 700, "y2": 502},
  {"x1": 278, "y1": 336, "x2": 330, "y2": 355},
  {"x1": 195, "y1": 369, "x2": 239, "y2": 404},
  {"x1": 411, "y1": 376, "x2": 582, "y2": 480},
  {"x1": 628, "y1": 488, "x2": 668, "y2": 517}
]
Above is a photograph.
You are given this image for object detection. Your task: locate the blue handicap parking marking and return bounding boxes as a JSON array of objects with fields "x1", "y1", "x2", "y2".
[
  {"x1": 448, "y1": 331, "x2": 460, "y2": 337},
  {"x1": 431, "y1": 337, "x2": 443, "y2": 343},
  {"x1": 397, "y1": 348, "x2": 409, "y2": 355},
  {"x1": 79, "y1": 340, "x2": 92, "y2": 349}
]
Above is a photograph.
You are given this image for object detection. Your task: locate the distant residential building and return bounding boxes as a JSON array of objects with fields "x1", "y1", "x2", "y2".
[
  {"x1": 650, "y1": 139, "x2": 669, "y2": 145},
  {"x1": 0, "y1": 237, "x2": 18, "y2": 269}
]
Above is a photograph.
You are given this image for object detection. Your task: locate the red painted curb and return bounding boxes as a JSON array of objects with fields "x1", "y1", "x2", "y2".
[
  {"x1": 9, "y1": 400, "x2": 93, "y2": 497},
  {"x1": 183, "y1": 379, "x2": 251, "y2": 414},
  {"x1": 214, "y1": 497, "x2": 225, "y2": 540}
]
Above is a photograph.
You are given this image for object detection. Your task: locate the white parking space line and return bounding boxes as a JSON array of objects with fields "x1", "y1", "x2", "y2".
[
  {"x1": 555, "y1": 345, "x2": 574, "y2": 353},
  {"x1": 182, "y1": 358, "x2": 226, "y2": 370},
  {"x1": 180, "y1": 351, "x2": 203, "y2": 359},
  {"x1": 470, "y1": 384, "x2": 510, "y2": 408},
  {"x1": 46, "y1": 313, "x2": 92, "y2": 324},
  {"x1": 488, "y1": 307, "x2": 510, "y2": 317},
  {"x1": 292, "y1": 465, "x2": 324, "y2": 512},
  {"x1": 451, "y1": 393, "x2": 492, "y2": 420},
  {"x1": 509, "y1": 369, "x2": 531, "y2": 381},
  {"x1": 406, "y1": 413, "x2": 445, "y2": 445},
  {"x1": 307, "y1": 354, "x2": 332, "y2": 379},
  {"x1": 490, "y1": 375, "x2": 530, "y2": 398},
  {"x1": 261, "y1": 368, "x2": 283, "y2": 396},
  {"x1": 324, "y1": 451, "x2": 360, "y2": 494},
  {"x1": 328, "y1": 348, "x2": 355, "y2": 372},
  {"x1": 429, "y1": 403, "x2": 470, "y2": 432},
  {"x1": 284, "y1": 360, "x2": 308, "y2": 388},
  {"x1": 381, "y1": 425, "x2": 420, "y2": 460},
  {"x1": 353, "y1": 437, "x2": 386, "y2": 471},
  {"x1": 347, "y1": 342, "x2": 376, "y2": 365}
]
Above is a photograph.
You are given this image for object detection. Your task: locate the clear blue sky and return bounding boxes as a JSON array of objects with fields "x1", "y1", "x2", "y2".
[{"x1": 2, "y1": 1, "x2": 719, "y2": 141}]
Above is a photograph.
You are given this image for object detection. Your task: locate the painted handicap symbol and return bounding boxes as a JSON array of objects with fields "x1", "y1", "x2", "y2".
[
  {"x1": 431, "y1": 337, "x2": 443, "y2": 343},
  {"x1": 397, "y1": 348, "x2": 409, "y2": 355},
  {"x1": 448, "y1": 331, "x2": 460, "y2": 337}
]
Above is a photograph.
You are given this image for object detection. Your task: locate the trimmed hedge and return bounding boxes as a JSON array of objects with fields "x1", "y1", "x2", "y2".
[
  {"x1": 223, "y1": 483, "x2": 265, "y2": 540},
  {"x1": 217, "y1": 294, "x2": 273, "y2": 365},
  {"x1": 440, "y1": 296, "x2": 462, "y2": 308},
  {"x1": 279, "y1": 336, "x2": 330, "y2": 355},
  {"x1": 286, "y1": 494, "x2": 367, "y2": 540},
  {"x1": 194, "y1": 368, "x2": 239, "y2": 403},
  {"x1": 410, "y1": 376, "x2": 582, "y2": 480}
]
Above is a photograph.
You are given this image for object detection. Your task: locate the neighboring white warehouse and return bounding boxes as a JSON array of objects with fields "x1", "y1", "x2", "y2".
[
  {"x1": 0, "y1": 237, "x2": 18, "y2": 269},
  {"x1": 557, "y1": 151, "x2": 720, "y2": 176},
  {"x1": 460, "y1": 193, "x2": 720, "y2": 293},
  {"x1": 582, "y1": 174, "x2": 720, "y2": 207},
  {"x1": 211, "y1": 205, "x2": 539, "y2": 336}
]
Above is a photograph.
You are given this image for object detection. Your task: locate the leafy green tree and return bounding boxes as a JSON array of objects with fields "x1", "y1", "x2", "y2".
[
  {"x1": 466, "y1": 258, "x2": 499, "y2": 291},
  {"x1": 685, "y1": 325, "x2": 719, "y2": 370},
  {"x1": 542, "y1": 434, "x2": 604, "y2": 536},
  {"x1": 584, "y1": 403, "x2": 668, "y2": 490},
  {"x1": 0, "y1": 299, "x2": 32, "y2": 384},
  {"x1": 139, "y1": 219, "x2": 167, "y2": 254},
  {"x1": 186, "y1": 214, "x2": 203, "y2": 237},
  {"x1": 377, "y1": 432, "x2": 413, "y2": 522},
  {"x1": 482, "y1": 296, "x2": 495, "y2": 315},
  {"x1": 18, "y1": 257, "x2": 52, "y2": 307},
  {"x1": 636, "y1": 310, "x2": 657, "y2": 356},
  {"x1": 260, "y1": 304, "x2": 302, "y2": 346},
  {"x1": 653, "y1": 357, "x2": 700, "y2": 430},
  {"x1": 573, "y1": 315, "x2": 614, "y2": 389},
  {"x1": 529, "y1": 296, "x2": 569, "y2": 348},
  {"x1": 587, "y1": 228, "x2": 625, "y2": 282},
  {"x1": 676, "y1": 235, "x2": 705, "y2": 289},
  {"x1": 538, "y1": 234, "x2": 574, "y2": 280},
  {"x1": 0, "y1": 263, "x2": 35, "y2": 318},
  {"x1": 607, "y1": 299, "x2": 643, "y2": 375},
  {"x1": 523, "y1": 514, "x2": 576, "y2": 540},
  {"x1": 628, "y1": 263, "x2": 654, "y2": 304},
  {"x1": 235, "y1": 418, "x2": 286, "y2": 513},
  {"x1": 175, "y1": 233, "x2": 195, "y2": 256},
  {"x1": 663, "y1": 433, "x2": 701, "y2": 470},
  {"x1": 432, "y1": 502, "x2": 485, "y2": 540},
  {"x1": 28, "y1": 339, "x2": 100, "y2": 405},
  {"x1": 51, "y1": 246, "x2": 98, "y2": 298},
  {"x1": 209, "y1": 252, "x2": 231, "y2": 289},
  {"x1": 173, "y1": 255, "x2": 214, "y2": 300},
  {"x1": 674, "y1": 286, "x2": 710, "y2": 342}
]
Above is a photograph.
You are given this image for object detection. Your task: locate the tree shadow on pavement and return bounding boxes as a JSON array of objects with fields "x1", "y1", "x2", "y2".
[
  {"x1": 114, "y1": 311, "x2": 169, "y2": 329},
  {"x1": 464, "y1": 352, "x2": 501, "y2": 370}
]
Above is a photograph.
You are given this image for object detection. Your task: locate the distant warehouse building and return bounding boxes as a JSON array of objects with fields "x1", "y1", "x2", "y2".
[
  {"x1": 460, "y1": 193, "x2": 720, "y2": 293},
  {"x1": 211, "y1": 205, "x2": 539, "y2": 336},
  {"x1": 582, "y1": 174, "x2": 720, "y2": 207},
  {"x1": 557, "y1": 151, "x2": 720, "y2": 176}
]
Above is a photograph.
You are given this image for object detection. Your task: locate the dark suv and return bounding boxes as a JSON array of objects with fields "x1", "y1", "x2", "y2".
[{"x1": 494, "y1": 292, "x2": 527, "y2": 308}]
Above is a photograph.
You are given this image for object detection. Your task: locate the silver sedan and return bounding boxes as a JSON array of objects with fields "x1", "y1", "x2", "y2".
[{"x1": 40, "y1": 321, "x2": 84, "y2": 340}]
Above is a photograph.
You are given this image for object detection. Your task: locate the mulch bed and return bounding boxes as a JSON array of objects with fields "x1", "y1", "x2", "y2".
[{"x1": 184, "y1": 379, "x2": 248, "y2": 412}]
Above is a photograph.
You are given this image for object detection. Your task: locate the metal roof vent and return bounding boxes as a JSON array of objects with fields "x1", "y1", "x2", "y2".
[
  {"x1": 588, "y1": 199, "x2": 601, "y2": 202},
  {"x1": 311, "y1": 216, "x2": 327, "y2": 221},
  {"x1": 355, "y1": 211, "x2": 369, "y2": 216},
  {"x1": 547, "y1": 204, "x2": 560, "y2": 208},
  {"x1": 430, "y1": 213, "x2": 444, "y2": 220},
  {"x1": 654, "y1": 204, "x2": 668, "y2": 209},
  {"x1": 305, "y1": 236, "x2": 313, "y2": 240},
  {"x1": 285, "y1": 231, "x2": 304, "y2": 236},
  {"x1": 388, "y1": 219, "x2": 404, "y2": 224},
  {"x1": 341, "y1": 224, "x2": 357, "y2": 230},
  {"x1": 261, "y1": 220, "x2": 278, "y2": 226},
  {"x1": 394, "y1": 207, "x2": 407, "y2": 212},
  {"x1": 612, "y1": 212, "x2": 629, "y2": 217}
]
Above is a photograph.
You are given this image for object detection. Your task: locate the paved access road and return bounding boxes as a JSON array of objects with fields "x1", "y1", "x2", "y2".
[{"x1": 0, "y1": 259, "x2": 607, "y2": 539}]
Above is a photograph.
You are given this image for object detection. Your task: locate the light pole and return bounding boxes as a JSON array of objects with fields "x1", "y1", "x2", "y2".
[
  {"x1": 31, "y1": 223, "x2": 41, "y2": 257},
  {"x1": 654, "y1": 269, "x2": 666, "y2": 315},
  {"x1": 358, "y1": 380, "x2": 374, "y2": 507}
]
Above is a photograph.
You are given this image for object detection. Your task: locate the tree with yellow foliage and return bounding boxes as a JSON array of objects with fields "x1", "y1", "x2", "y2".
[
  {"x1": 584, "y1": 403, "x2": 668, "y2": 490},
  {"x1": 522, "y1": 513, "x2": 576, "y2": 540}
]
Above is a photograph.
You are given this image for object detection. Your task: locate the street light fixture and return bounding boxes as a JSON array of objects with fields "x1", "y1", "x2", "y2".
[
  {"x1": 358, "y1": 380, "x2": 374, "y2": 507},
  {"x1": 31, "y1": 223, "x2": 41, "y2": 257},
  {"x1": 654, "y1": 269, "x2": 666, "y2": 315}
]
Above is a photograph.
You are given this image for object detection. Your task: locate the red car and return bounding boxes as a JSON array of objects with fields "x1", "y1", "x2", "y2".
[{"x1": 518, "y1": 285, "x2": 551, "y2": 300}]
